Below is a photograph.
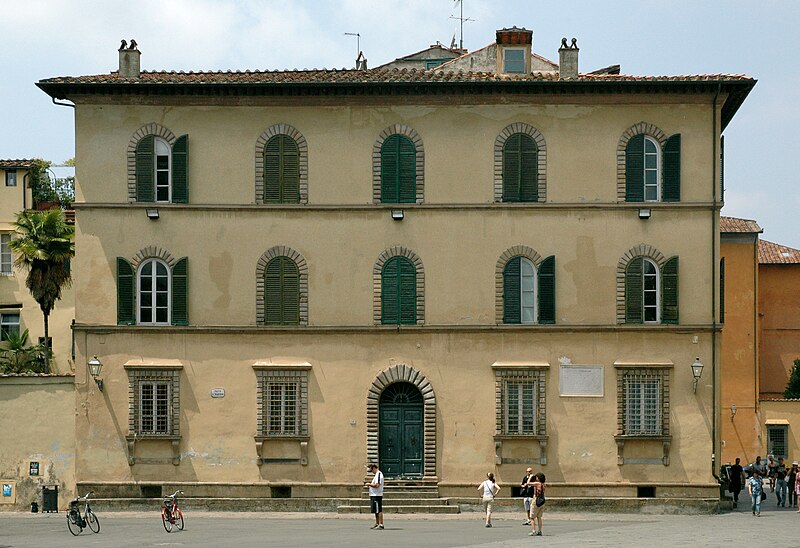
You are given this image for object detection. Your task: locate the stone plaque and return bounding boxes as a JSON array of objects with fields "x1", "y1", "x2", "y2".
[
  {"x1": 560, "y1": 366, "x2": 604, "y2": 397},
  {"x1": 210, "y1": 388, "x2": 225, "y2": 398}
]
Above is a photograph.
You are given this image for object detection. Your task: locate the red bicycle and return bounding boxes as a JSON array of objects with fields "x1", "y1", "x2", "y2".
[{"x1": 161, "y1": 490, "x2": 185, "y2": 532}]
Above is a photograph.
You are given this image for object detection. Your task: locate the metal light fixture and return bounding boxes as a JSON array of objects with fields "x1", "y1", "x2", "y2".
[
  {"x1": 638, "y1": 208, "x2": 651, "y2": 220},
  {"x1": 146, "y1": 208, "x2": 159, "y2": 220},
  {"x1": 88, "y1": 356, "x2": 104, "y2": 392},
  {"x1": 391, "y1": 209, "x2": 404, "y2": 221},
  {"x1": 731, "y1": 404, "x2": 737, "y2": 419},
  {"x1": 691, "y1": 356, "x2": 704, "y2": 393}
]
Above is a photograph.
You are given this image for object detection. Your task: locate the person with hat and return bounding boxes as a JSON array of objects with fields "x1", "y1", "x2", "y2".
[{"x1": 788, "y1": 461, "x2": 799, "y2": 508}]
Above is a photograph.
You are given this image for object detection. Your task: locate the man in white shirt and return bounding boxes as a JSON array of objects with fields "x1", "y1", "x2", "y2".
[{"x1": 368, "y1": 463, "x2": 384, "y2": 530}]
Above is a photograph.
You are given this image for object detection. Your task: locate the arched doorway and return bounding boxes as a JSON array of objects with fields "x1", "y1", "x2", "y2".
[{"x1": 379, "y1": 382, "x2": 424, "y2": 478}]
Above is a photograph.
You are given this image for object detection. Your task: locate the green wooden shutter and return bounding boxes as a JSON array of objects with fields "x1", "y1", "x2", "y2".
[
  {"x1": 662, "y1": 256, "x2": 679, "y2": 324},
  {"x1": 503, "y1": 257, "x2": 521, "y2": 323},
  {"x1": 117, "y1": 257, "x2": 135, "y2": 325},
  {"x1": 398, "y1": 137, "x2": 417, "y2": 203},
  {"x1": 265, "y1": 135, "x2": 300, "y2": 204},
  {"x1": 264, "y1": 256, "x2": 299, "y2": 325},
  {"x1": 625, "y1": 134, "x2": 644, "y2": 202},
  {"x1": 720, "y1": 257, "x2": 725, "y2": 323},
  {"x1": 171, "y1": 135, "x2": 189, "y2": 203},
  {"x1": 381, "y1": 257, "x2": 400, "y2": 324},
  {"x1": 171, "y1": 257, "x2": 189, "y2": 326},
  {"x1": 502, "y1": 134, "x2": 521, "y2": 202},
  {"x1": 625, "y1": 257, "x2": 644, "y2": 323},
  {"x1": 720, "y1": 135, "x2": 725, "y2": 202},
  {"x1": 135, "y1": 135, "x2": 155, "y2": 202},
  {"x1": 398, "y1": 258, "x2": 417, "y2": 324},
  {"x1": 662, "y1": 134, "x2": 681, "y2": 202},
  {"x1": 538, "y1": 255, "x2": 555, "y2": 324},
  {"x1": 520, "y1": 135, "x2": 539, "y2": 201}
]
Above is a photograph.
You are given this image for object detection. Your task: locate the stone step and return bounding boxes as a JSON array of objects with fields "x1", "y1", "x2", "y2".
[
  {"x1": 337, "y1": 504, "x2": 460, "y2": 515},
  {"x1": 87, "y1": 497, "x2": 347, "y2": 512},
  {"x1": 344, "y1": 498, "x2": 452, "y2": 506},
  {"x1": 360, "y1": 489, "x2": 440, "y2": 498}
]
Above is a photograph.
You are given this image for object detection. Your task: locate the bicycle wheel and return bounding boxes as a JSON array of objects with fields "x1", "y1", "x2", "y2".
[
  {"x1": 175, "y1": 509, "x2": 184, "y2": 531},
  {"x1": 67, "y1": 512, "x2": 82, "y2": 536},
  {"x1": 162, "y1": 510, "x2": 173, "y2": 532},
  {"x1": 86, "y1": 510, "x2": 101, "y2": 533}
]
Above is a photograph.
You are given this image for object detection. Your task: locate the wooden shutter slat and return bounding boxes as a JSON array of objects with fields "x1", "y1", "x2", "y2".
[
  {"x1": 171, "y1": 135, "x2": 189, "y2": 203},
  {"x1": 135, "y1": 135, "x2": 155, "y2": 202},
  {"x1": 502, "y1": 134, "x2": 521, "y2": 202},
  {"x1": 519, "y1": 135, "x2": 538, "y2": 202},
  {"x1": 117, "y1": 257, "x2": 135, "y2": 325},
  {"x1": 398, "y1": 258, "x2": 417, "y2": 324},
  {"x1": 171, "y1": 257, "x2": 189, "y2": 326},
  {"x1": 625, "y1": 134, "x2": 645, "y2": 202},
  {"x1": 380, "y1": 135, "x2": 400, "y2": 203},
  {"x1": 398, "y1": 136, "x2": 416, "y2": 203},
  {"x1": 662, "y1": 134, "x2": 681, "y2": 202},
  {"x1": 503, "y1": 256, "x2": 521, "y2": 323},
  {"x1": 381, "y1": 257, "x2": 400, "y2": 323},
  {"x1": 625, "y1": 257, "x2": 644, "y2": 323},
  {"x1": 538, "y1": 255, "x2": 556, "y2": 324},
  {"x1": 282, "y1": 258, "x2": 300, "y2": 325},
  {"x1": 282, "y1": 137, "x2": 300, "y2": 204},
  {"x1": 662, "y1": 256, "x2": 679, "y2": 324}
]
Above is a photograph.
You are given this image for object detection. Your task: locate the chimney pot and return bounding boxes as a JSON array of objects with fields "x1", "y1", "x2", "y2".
[
  {"x1": 118, "y1": 39, "x2": 141, "y2": 79},
  {"x1": 558, "y1": 37, "x2": 579, "y2": 80}
]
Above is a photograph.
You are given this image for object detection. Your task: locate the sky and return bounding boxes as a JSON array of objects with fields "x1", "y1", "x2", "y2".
[{"x1": 1, "y1": 0, "x2": 797, "y2": 247}]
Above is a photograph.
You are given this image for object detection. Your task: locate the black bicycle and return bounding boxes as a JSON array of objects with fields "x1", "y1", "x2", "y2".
[{"x1": 67, "y1": 491, "x2": 100, "y2": 535}]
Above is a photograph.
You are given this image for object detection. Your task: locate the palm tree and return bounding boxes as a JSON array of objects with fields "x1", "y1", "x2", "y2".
[
  {"x1": 0, "y1": 329, "x2": 42, "y2": 374},
  {"x1": 8, "y1": 209, "x2": 74, "y2": 373}
]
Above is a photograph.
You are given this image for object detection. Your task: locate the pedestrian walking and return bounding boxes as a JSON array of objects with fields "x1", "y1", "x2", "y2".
[
  {"x1": 753, "y1": 455, "x2": 766, "y2": 478},
  {"x1": 748, "y1": 469, "x2": 764, "y2": 516},
  {"x1": 520, "y1": 468, "x2": 535, "y2": 525},
  {"x1": 367, "y1": 463, "x2": 384, "y2": 530},
  {"x1": 776, "y1": 457, "x2": 788, "y2": 506},
  {"x1": 478, "y1": 472, "x2": 500, "y2": 528},
  {"x1": 729, "y1": 457, "x2": 744, "y2": 505},
  {"x1": 790, "y1": 461, "x2": 799, "y2": 508},
  {"x1": 528, "y1": 472, "x2": 546, "y2": 536},
  {"x1": 767, "y1": 455, "x2": 777, "y2": 492}
]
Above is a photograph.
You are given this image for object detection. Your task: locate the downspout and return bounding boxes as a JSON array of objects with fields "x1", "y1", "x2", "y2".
[
  {"x1": 711, "y1": 84, "x2": 721, "y2": 482},
  {"x1": 22, "y1": 172, "x2": 29, "y2": 210}
]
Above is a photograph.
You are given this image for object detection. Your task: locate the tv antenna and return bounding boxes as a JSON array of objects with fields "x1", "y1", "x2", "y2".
[
  {"x1": 449, "y1": 0, "x2": 475, "y2": 51},
  {"x1": 344, "y1": 32, "x2": 360, "y2": 68}
]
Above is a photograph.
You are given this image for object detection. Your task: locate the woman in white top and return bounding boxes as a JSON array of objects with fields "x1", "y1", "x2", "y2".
[{"x1": 478, "y1": 472, "x2": 500, "y2": 527}]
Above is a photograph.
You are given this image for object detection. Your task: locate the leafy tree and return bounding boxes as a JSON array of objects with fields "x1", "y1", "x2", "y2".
[
  {"x1": 27, "y1": 158, "x2": 75, "y2": 208},
  {"x1": 784, "y1": 359, "x2": 800, "y2": 399},
  {"x1": 0, "y1": 329, "x2": 44, "y2": 374},
  {"x1": 8, "y1": 209, "x2": 74, "y2": 373}
]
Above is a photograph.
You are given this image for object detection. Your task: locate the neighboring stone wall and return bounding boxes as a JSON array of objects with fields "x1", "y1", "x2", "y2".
[{"x1": 0, "y1": 375, "x2": 75, "y2": 511}]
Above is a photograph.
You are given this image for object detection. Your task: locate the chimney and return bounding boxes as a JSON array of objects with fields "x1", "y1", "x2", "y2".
[
  {"x1": 118, "y1": 39, "x2": 141, "y2": 79},
  {"x1": 356, "y1": 51, "x2": 368, "y2": 70},
  {"x1": 558, "y1": 37, "x2": 579, "y2": 80},
  {"x1": 495, "y1": 27, "x2": 532, "y2": 74}
]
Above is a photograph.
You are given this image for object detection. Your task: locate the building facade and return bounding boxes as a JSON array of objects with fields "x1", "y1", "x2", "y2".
[{"x1": 37, "y1": 29, "x2": 755, "y2": 503}]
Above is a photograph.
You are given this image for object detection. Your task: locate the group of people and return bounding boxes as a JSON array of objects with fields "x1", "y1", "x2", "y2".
[
  {"x1": 728, "y1": 455, "x2": 800, "y2": 516},
  {"x1": 477, "y1": 468, "x2": 547, "y2": 536}
]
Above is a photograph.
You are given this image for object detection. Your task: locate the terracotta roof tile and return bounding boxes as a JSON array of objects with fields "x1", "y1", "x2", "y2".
[
  {"x1": 0, "y1": 159, "x2": 36, "y2": 169},
  {"x1": 37, "y1": 67, "x2": 755, "y2": 86},
  {"x1": 720, "y1": 216, "x2": 763, "y2": 233},
  {"x1": 758, "y1": 239, "x2": 800, "y2": 264}
]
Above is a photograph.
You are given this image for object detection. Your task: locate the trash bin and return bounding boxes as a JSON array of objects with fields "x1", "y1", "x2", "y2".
[{"x1": 42, "y1": 485, "x2": 58, "y2": 513}]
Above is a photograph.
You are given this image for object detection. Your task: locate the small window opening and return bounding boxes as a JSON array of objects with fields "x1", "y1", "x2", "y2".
[{"x1": 637, "y1": 486, "x2": 656, "y2": 498}]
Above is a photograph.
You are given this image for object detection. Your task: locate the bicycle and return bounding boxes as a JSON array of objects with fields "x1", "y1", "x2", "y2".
[
  {"x1": 161, "y1": 490, "x2": 185, "y2": 532},
  {"x1": 67, "y1": 491, "x2": 100, "y2": 536}
]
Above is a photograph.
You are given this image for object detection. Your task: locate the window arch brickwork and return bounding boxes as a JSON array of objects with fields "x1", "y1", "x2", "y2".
[
  {"x1": 494, "y1": 123, "x2": 547, "y2": 202},
  {"x1": 127, "y1": 124, "x2": 177, "y2": 203},
  {"x1": 616, "y1": 243, "x2": 667, "y2": 323},
  {"x1": 256, "y1": 246, "x2": 308, "y2": 326},
  {"x1": 616, "y1": 122, "x2": 667, "y2": 201},
  {"x1": 495, "y1": 245, "x2": 543, "y2": 323},
  {"x1": 255, "y1": 124, "x2": 308, "y2": 204},
  {"x1": 366, "y1": 363, "x2": 437, "y2": 478},
  {"x1": 372, "y1": 125, "x2": 424, "y2": 204},
  {"x1": 129, "y1": 245, "x2": 179, "y2": 269},
  {"x1": 373, "y1": 246, "x2": 424, "y2": 325}
]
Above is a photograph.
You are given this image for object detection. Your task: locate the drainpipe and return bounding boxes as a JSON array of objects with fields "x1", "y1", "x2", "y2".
[
  {"x1": 711, "y1": 84, "x2": 721, "y2": 482},
  {"x1": 22, "y1": 172, "x2": 29, "y2": 210}
]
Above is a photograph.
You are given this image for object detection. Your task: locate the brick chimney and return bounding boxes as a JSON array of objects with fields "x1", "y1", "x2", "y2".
[
  {"x1": 495, "y1": 27, "x2": 532, "y2": 75},
  {"x1": 558, "y1": 37, "x2": 579, "y2": 80},
  {"x1": 118, "y1": 39, "x2": 140, "y2": 79}
]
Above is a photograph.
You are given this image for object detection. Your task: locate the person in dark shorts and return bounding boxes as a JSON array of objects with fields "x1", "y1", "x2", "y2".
[
  {"x1": 520, "y1": 468, "x2": 535, "y2": 525},
  {"x1": 367, "y1": 463, "x2": 384, "y2": 530}
]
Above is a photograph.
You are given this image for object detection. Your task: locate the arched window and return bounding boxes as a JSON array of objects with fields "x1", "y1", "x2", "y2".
[
  {"x1": 502, "y1": 255, "x2": 556, "y2": 324},
  {"x1": 622, "y1": 128, "x2": 681, "y2": 203},
  {"x1": 264, "y1": 256, "x2": 300, "y2": 325},
  {"x1": 264, "y1": 135, "x2": 300, "y2": 203},
  {"x1": 381, "y1": 256, "x2": 416, "y2": 324},
  {"x1": 625, "y1": 256, "x2": 679, "y2": 324},
  {"x1": 138, "y1": 258, "x2": 170, "y2": 325},
  {"x1": 380, "y1": 135, "x2": 416, "y2": 203},
  {"x1": 502, "y1": 133, "x2": 538, "y2": 202},
  {"x1": 133, "y1": 130, "x2": 188, "y2": 203}
]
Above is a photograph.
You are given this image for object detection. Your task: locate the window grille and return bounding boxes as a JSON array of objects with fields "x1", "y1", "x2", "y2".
[
  {"x1": 768, "y1": 425, "x2": 788, "y2": 459},
  {"x1": 504, "y1": 380, "x2": 536, "y2": 434},
  {"x1": 267, "y1": 381, "x2": 299, "y2": 435},
  {"x1": 619, "y1": 368, "x2": 669, "y2": 436},
  {"x1": 127, "y1": 368, "x2": 180, "y2": 437},
  {"x1": 256, "y1": 368, "x2": 309, "y2": 438},
  {"x1": 494, "y1": 368, "x2": 546, "y2": 437},
  {"x1": 1, "y1": 233, "x2": 12, "y2": 275}
]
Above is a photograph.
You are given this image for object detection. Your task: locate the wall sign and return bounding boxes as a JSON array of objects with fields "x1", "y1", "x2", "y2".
[
  {"x1": 29, "y1": 462, "x2": 39, "y2": 476},
  {"x1": 560, "y1": 365, "x2": 604, "y2": 397},
  {"x1": 210, "y1": 388, "x2": 225, "y2": 398}
]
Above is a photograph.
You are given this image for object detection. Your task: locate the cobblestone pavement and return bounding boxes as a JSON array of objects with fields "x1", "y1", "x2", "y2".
[{"x1": 0, "y1": 496, "x2": 792, "y2": 547}]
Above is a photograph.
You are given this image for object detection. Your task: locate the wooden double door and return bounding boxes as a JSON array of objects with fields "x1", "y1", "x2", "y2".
[{"x1": 379, "y1": 382, "x2": 423, "y2": 478}]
